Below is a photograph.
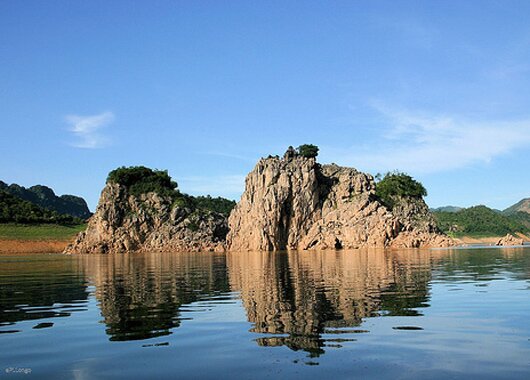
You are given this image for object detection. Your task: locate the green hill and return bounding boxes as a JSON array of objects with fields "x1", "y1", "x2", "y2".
[
  {"x1": 107, "y1": 166, "x2": 236, "y2": 216},
  {"x1": 504, "y1": 198, "x2": 530, "y2": 215},
  {"x1": 0, "y1": 190, "x2": 83, "y2": 225},
  {"x1": 0, "y1": 181, "x2": 91, "y2": 219},
  {"x1": 433, "y1": 205, "x2": 530, "y2": 237},
  {"x1": 194, "y1": 195, "x2": 236, "y2": 217}
]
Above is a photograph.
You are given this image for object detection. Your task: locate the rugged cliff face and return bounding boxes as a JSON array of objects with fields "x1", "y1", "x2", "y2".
[
  {"x1": 227, "y1": 150, "x2": 453, "y2": 251},
  {"x1": 66, "y1": 153, "x2": 452, "y2": 254},
  {"x1": 65, "y1": 183, "x2": 227, "y2": 254}
]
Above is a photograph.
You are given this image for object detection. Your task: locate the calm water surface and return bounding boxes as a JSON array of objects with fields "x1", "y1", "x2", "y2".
[{"x1": 1, "y1": 248, "x2": 530, "y2": 379}]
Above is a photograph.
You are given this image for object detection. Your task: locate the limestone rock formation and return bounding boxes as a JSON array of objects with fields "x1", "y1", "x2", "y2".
[
  {"x1": 65, "y1": 183, "x2": 227, "y2": 254},
  {"x1": 227, "y1": 149, "x2": 454, "y2": 251},
  {"x1": 495, "y1": 234, "x2": 524, "y2": 246}
]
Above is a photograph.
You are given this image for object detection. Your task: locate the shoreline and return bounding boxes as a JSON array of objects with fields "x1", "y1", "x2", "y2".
[
  {"x1": 454, "y1": 233, "x2": 530, "y2": 246},
  {"x1": 0, "y1": 239, "x2": 69, "y2": 254},
  {"x1": 1, "y1": 235, "x2": 528, "y2": 254}
]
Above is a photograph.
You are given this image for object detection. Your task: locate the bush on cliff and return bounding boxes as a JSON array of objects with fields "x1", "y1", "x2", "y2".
[
  {"x1": 375, "y1": 171, "x2": 427, "y2": 208},
  {"x1": 107, "y1": 166, "x2": 179, "y2": 198},
  {"x1": 106, "y1": 166, "x2": 236, "y2": 216},
  {"x1": 297, "y1": 144, "x2": 319, "y2": 158},
  {"x1": 195, "y1": 195, "x2": 236, "y2": 217}
]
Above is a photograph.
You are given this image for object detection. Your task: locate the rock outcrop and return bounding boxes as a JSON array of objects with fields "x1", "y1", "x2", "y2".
[
  {"x1": 495, "y1": 234, "x2": 524, "y2": 246},
  {"x1": 227, "y1": 149, "x2": 454, "y2": 251},
  {"x1": 65, "y1": 183, "x2": 227, "y2": 254}
]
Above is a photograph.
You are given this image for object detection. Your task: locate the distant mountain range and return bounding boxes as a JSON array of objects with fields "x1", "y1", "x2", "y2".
[
  {"x1": 432, "y1": 199, "x2": 530, "y2": 237},
  {"x1": 430, "y1": 206, "x2": 463, "y2": 213},
  {"x1": 0, "y1": 181, "x2": 92, "y2": 220},
  {"x1": 432, "y1": 198, "x2": 530, "y2": 216}
]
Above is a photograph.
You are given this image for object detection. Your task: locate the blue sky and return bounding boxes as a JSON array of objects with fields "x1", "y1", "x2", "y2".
[{"x1": 1, "y1": 1, "x2": 530, "y2": 211}]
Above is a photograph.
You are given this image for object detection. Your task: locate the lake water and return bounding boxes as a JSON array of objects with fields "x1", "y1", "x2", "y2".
[{"x1": 1, "y1": 248, "x2": 530, "y2": 379}]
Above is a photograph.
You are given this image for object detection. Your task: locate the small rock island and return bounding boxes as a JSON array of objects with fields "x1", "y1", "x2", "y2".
[
  {"x1": 66, "y1": 146, "x2": 454, "y2": 254},
  {"x1": 65, "y1": 167, "x2": 230, "y2": 253}
]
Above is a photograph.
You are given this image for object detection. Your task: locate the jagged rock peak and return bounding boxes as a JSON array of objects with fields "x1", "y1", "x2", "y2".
[
  {"x1": 283, "y1": 146, "x2": 298, "y2": 160},
  {"x1": 227, "y1": 148, "x2": 453, "y2": 251}
]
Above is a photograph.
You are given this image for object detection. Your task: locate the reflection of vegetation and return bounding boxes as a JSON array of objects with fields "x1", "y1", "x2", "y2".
[
  {"x1": 3, "y1": 247, "x2": 530, "y2": 361},
  {"x1": 0, "y1": 256, "x2": 88, "y2": 325},
  {"x1": 434, "y1": 205, "x2": 530, "y2": 237},
  {"x1": 435, "y1": 248, "x2": 530, "y2": 280},
  {"x1": 256, "y1": 336, "x2": 325, "y2": 357},
  {"x1": 375, "y1": 171, "x2": 427, "y2": 209},
  {"x1": 378, "y1": 282, "x2": 430, "y2": 316}
]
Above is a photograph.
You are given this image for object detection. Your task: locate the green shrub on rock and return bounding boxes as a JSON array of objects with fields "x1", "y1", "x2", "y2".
[
  {"x1": 106, "y1": 166, "x2": 236, "y2": 216},
  {"x1": 297, "y1": 144, "x2": 319, "y2": 158},
  {"x1": 107, "y1": 166, "x2": 179, "y2": 198},
  {"x1": 375, "y1": 171, "x2": 427, "y2": 209}
]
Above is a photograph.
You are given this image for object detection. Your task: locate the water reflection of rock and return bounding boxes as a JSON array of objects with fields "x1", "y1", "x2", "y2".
[
  {"x1": 83, "y1": 253, "x2": 229, "y2": 341},
  {"x1": 227, "y1": 250, "x2": 434, "y2": 356}
]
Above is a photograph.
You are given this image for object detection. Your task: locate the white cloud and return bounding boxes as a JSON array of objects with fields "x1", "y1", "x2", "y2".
[
  {"x1": 65, "y1": 111, "x2": 114, "y2": 148},
  {"x1": 328, "y1": 104, "x2": 530, "y2": 174}
]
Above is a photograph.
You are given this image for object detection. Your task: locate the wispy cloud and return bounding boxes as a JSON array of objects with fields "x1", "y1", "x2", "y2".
[
  {"x1": 65, "y1": 111, "x2": 114, "y2": 148},
  {"x1": 329, "y1": 104, "x2": 530, "y2": 174}
]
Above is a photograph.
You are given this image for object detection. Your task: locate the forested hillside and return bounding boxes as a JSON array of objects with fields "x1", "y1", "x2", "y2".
[
  {"x1": 433, "y1": 205, "x2": 530, "y2": 237},
  {"x1": 0, "y1": 181, "x2": 91, "y2": 219}
]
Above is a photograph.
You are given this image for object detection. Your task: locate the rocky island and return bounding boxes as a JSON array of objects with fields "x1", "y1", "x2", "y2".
[
  {"x1": 227, "y1": 146, "x2": 453, "y2": 251},
  {"x1": 66, "y1": 146, "x2": 454, "y2": 254},
  {"x1": 65, "y1": 167, "x2": 229, "y2": 253}
]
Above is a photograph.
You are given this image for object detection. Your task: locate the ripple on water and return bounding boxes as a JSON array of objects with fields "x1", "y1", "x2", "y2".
[
  {"x1": 32, "y1": 322, "x2": 54, "y2": 329},
  {"x1": 392, "y1": 326, "x2": 424, "y2": 331},
  {"x1": 1, "y1": 249, "x2": 530, "y2": 379}
]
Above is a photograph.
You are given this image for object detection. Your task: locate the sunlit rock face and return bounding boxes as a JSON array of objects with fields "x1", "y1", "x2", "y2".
[
  {"x1": 227, "y1": 150, "x2": 453, "y2": 251},
  {"x1": 496, "y1": 234, "x2": 525, "y2": 246},
  {"x1": 65, "y1": 183, "x2": 228, "y2": 254}
]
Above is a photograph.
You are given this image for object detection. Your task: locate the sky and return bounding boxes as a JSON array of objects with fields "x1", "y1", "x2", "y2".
[{"x1": 1, "y1": 1, "x2": 530, "y2": 211}]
